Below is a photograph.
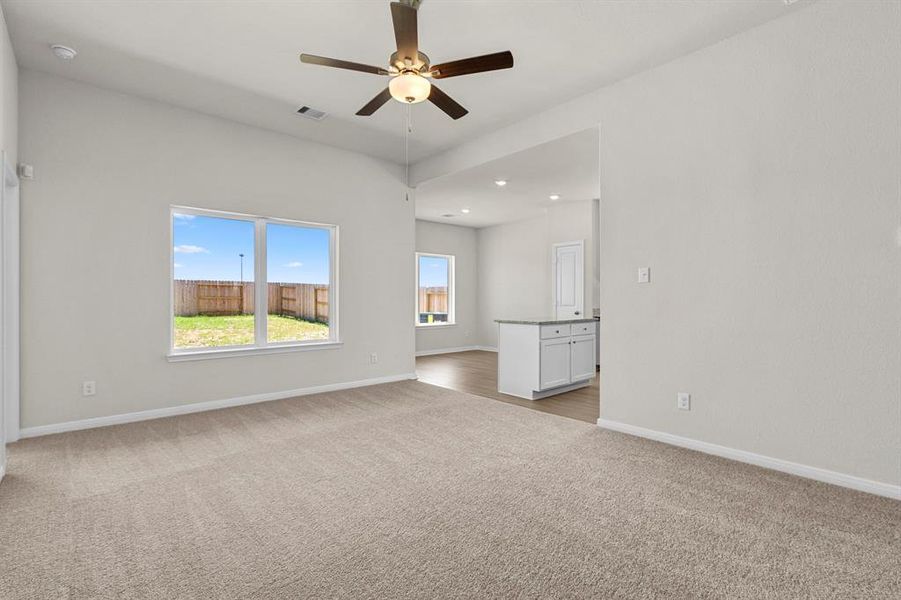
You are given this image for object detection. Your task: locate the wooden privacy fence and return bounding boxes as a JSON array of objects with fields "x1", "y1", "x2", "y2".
[
  {"x1": 418, "y1": 286, "x2": 448, "y2": 314},
  {"x1": 272, "y1": 282, "x2": 329, "y2": 323},
  {"x1": 175, "y1": 280, "x2": 328, "y2": 323}
]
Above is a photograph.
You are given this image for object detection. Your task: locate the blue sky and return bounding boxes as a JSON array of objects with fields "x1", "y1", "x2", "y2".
[
  {"x1": 418, "y1": 255, "x2": 448, "y2": 288},
  {"x1": 173, "y1": 213, "x2": 330, "y2": 283}
]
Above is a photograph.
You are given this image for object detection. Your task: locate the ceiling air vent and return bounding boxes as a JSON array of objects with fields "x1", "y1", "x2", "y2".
[
  {"x1": 296, "y1": 105, "x2": 327, "y2": 121},
  {"x1": 440, "y1": 213, "x2": 456, "y2": 218}
]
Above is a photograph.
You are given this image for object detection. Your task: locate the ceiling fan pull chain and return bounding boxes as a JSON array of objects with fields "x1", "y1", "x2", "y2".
[{"x1": 405, "y1": 104, "x2": 411, "y2": 189}]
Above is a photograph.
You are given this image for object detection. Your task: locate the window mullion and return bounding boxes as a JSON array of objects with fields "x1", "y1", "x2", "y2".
[{"x1": 255, "y1": 219, "x2": 267, "y2": 346}]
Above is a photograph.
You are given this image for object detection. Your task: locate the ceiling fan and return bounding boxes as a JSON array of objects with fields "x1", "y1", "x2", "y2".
[{"x1": 300, "y1": 1, "x2": 513, "y2": 120}]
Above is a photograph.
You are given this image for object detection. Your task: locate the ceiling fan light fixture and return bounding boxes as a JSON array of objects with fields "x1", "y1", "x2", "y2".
[{"x1": 389, "y1": 72, "x2": 431, "y2": 104}]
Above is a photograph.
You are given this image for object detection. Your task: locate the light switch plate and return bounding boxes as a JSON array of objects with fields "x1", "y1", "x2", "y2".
[{"x1": 638, "y1": 267, "x2": 650, "y2": 284}]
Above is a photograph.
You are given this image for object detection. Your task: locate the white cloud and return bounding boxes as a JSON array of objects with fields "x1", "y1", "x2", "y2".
[
  {"x1": 174, "y1": 244, "x2": 209, "y2": 254},
  {"x1": 285, "y1": 261, "x2": 303, "y2": 268},
  {"x1": 173, "y1": 213, "x2": 196, "y2": 221},
  {"x1": 173, "y1": 263, "x2": 184, "y2": 268}
]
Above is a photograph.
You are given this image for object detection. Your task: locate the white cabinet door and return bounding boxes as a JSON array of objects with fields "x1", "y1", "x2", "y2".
[
  {"x1": 570, "y1": 335, "x2": 596, "y2": 382},
  {"x1": 540, "y1": 338, "x2": 571, "y2": 390}
]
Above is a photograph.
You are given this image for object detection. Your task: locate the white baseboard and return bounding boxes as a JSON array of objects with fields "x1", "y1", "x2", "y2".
[
  {"x1": 19, "y1": 372, "x2": 418, "y2": 439},
  {"x1": 415, "y1": 345, "x2": 497, "y2": 356},
  {"x1": 0, "y1": 461, "x2": 5, "y2": 483},
  {"x1": 597, "y1": 418, "x2": 901, "y2": 501},
  {"x1": 415, "y1": 345, "x2": 480, "y2": 357}
]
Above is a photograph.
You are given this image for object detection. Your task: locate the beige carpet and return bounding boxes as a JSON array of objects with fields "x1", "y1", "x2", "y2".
[{"x1": 1, "y1": 381, "x2": 898, "y2": 599}]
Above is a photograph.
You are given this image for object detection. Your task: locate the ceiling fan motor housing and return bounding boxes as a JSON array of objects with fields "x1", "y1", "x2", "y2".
[{"x1": 390, "y1": 51, "x2": 430, "y2": 73}]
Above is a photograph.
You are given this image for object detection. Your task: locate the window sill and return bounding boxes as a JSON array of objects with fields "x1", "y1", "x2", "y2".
[
  {"x1": 416, "y1": 323, "x2": 457, "y2": 329},
  {"x1": 167, "y1": 341, "x2": 343, "y2": 362}
]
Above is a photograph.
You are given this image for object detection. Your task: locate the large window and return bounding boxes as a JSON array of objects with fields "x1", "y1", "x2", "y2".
[
  {"x1": 416, "y1": 253, "x2": 454, "y2": 326},
  {"x1": 171, "y1": 207, "x2": 338, "y2": 357}
]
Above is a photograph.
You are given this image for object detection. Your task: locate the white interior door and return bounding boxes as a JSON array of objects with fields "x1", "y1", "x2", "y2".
[
  {"x1": 0, "y1": 159, "x2": 4, "y2": 475},
  {"x1": 553, "y1": 241, "x2": 584, "y2": 319},
  {"x1": 1, "y1": 154, "x2": 20, "y2": 455}
]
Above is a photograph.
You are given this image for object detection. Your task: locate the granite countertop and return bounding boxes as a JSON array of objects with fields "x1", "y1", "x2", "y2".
[{"x1": 495, "y1": 317, "x2": 596, "y2": 325}]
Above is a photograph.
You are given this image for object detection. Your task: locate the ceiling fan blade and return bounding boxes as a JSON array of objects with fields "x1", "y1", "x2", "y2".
[
  {"x1": 356, "y1": 88, "x2": 393, "y2": 116},
  {"x1": 390, "y1": 2, "x2": 419, "y2": 64},
  {"x1": 428, "y1": 84, "x2": 468, "y2": 120},
  {"x1": 300, "y1": 53, "x2": 388, "y2": 75},
  {"x1": 430, "y1": 51, "x2": 514, "y2": 79}
]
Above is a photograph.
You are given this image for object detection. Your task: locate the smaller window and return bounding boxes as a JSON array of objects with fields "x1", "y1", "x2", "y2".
[{"x1": 416, "y1": 253, "x2": 454, "y2": 326}]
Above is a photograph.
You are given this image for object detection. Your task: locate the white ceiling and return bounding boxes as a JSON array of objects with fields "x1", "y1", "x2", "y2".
[
  {"x1": 415, "y1": 127, "x2": 598, "y2": 228},
  {"x1": 3, "y1": 0, "x2": 803, "y2": 165}
]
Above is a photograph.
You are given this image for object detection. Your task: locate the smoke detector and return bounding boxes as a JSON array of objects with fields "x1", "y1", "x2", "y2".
[
  {"x1": 51, "y1": 44, "x2": 77, "y2": 61},
  {"x1": 296, "y1": 105, "x2": 327, "y2": 121}
]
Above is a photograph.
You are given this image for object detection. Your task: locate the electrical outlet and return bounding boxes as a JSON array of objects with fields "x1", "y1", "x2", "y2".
[
  {"x1": 369, "y1": 353, "x2": 378, "y2": 365},
  {"x1": 82, "y1": 381, "x2": 96, "y2": 397},
  {"x1": 677, "y1": 392, "x2": 690, "y2": 411}
]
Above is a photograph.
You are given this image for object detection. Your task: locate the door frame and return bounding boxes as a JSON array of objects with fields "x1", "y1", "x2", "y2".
[
  {"x1": 2, "y1": 153, "x2": 20, "y2": 443},
  {"x1": 552, "y1": 239, "x2": 585, "y2": 320}
]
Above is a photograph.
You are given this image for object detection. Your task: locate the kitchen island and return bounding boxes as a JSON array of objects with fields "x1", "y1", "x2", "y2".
[{"x1": 496, "y1": 318, "x2": 597, "y2": 400}]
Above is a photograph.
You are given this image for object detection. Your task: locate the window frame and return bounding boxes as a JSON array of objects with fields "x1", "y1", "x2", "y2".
[
  {"x1": 168, "y1": 206, "x2": 340, "y2": 361},
  {"x1": 415, "y1": 252, "x2": 455, "y2": 328}
]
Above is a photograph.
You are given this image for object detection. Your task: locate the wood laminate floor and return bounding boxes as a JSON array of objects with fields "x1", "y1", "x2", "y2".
[{"x1": 415, "y1": 350, "x2": 600, "y2": 424}]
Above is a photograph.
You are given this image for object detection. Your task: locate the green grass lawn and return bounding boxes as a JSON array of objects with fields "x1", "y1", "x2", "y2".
[{"x1": 174, "y1": 314, "x2": 329, "y2": 348}]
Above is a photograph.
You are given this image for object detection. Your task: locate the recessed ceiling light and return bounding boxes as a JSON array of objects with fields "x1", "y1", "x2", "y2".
[
  {"x1": 494, "y1": 179, "x2": 507, "y2": 187},
  {"x1": 461, "y1": 208, "x2": 471, "y2": 214},
  {"x1": 549, "y1": 194, "x2": 561, "y2": 201},
  {"x1": 50, "y1": 44, "x2": 77, "y2": 61}
]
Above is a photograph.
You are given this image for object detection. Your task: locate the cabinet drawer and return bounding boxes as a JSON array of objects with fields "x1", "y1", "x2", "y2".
[
  {"x1": 540, "y1": 324, "x2": 571, "y2": 339},
  {"x1": 571, "y1": 322, "x2": 595, "y2": 336}
]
